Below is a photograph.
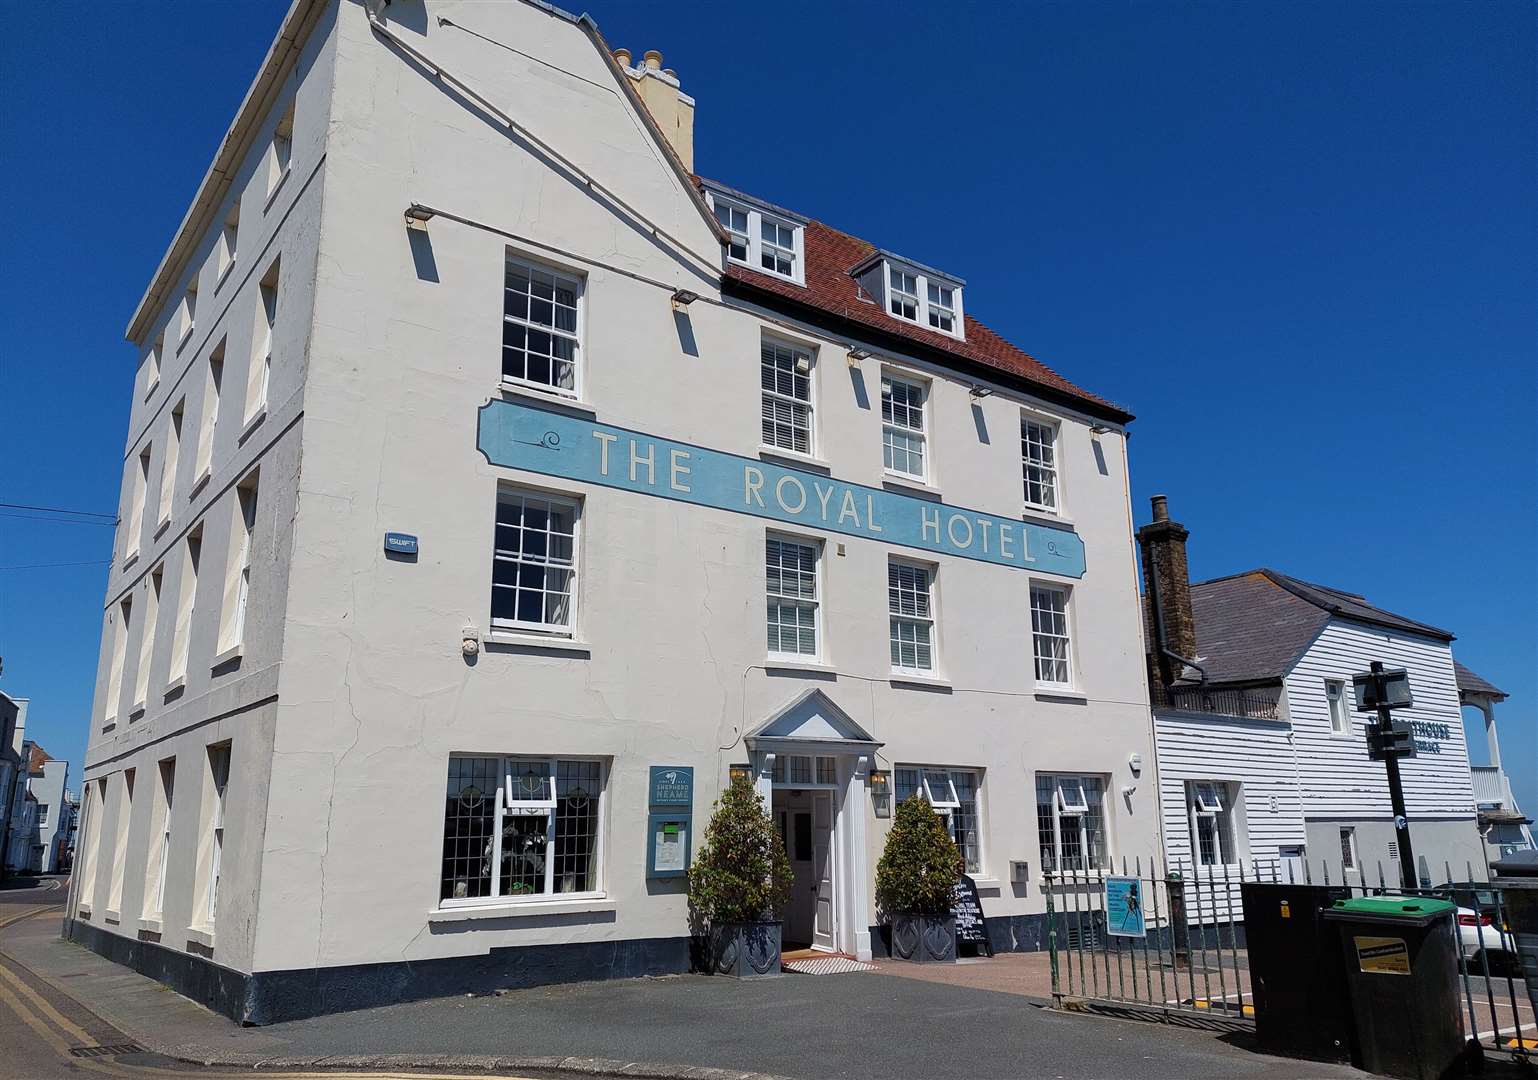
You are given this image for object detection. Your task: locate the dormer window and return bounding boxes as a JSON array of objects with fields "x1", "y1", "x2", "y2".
[
  {"x1": 854, "y1": 253, "x2": 965, "y2": 340},
  {"x1": 706, "y1": 188, "x2": 804, "y2": 284},
  {"x1": 888, "y1": 269, "x2": 918, "y2": 320},
  {"x1": 927, "y1": 283, "x2": 955, "y2": 332}
]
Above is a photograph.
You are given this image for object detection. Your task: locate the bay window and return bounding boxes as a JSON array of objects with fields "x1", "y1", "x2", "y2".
[
  {"x1": 439, "y1": 756, "x2": 605, "y2": 904},
  {"x1": 1035, "y1": 773, "x2": 1108, "y2": 873}
]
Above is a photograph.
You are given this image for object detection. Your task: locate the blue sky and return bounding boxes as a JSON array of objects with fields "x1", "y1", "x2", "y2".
[{"x1": 2, "y1": 2, "x2": 1533, "y2": 820}]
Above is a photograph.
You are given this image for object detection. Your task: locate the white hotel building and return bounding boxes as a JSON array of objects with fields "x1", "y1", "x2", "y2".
[{"x1": 70, "y1": 0, "x2": 1159, "y2": 1021}]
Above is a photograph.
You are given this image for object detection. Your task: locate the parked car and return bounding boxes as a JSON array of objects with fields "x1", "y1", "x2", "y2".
[{"x1": 1455, "y1": 905, "x2": 1518, "y2": 976}]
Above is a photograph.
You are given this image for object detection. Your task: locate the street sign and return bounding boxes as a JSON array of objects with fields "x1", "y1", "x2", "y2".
[
  {"x1": 1105, "y1": 876, "x2": 1147, "y2": 938},
  {"x1": 1366, "y1": 721, "x2": 1416, "y2": 762}
]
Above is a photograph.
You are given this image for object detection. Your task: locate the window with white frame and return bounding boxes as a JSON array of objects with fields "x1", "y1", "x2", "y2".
[
  {"x1": 167, "y1": 527, "x2": 201, "y2": 687},
  {"x1": 888, "y1": 268, "x2": 918, "y2": 321},
  {"x1": 1030, "y1": 584, "x2": 1073, "y2": 686},
  {"x1": 888, "y1": 560, "x2": 936, "y2": 675},
  {"x1": 1339, "y1": 826, "x2": 1357, "y2": 872},
  {"x1": 765, "y1": 535, "x2": 819, "y2": 658},
  {"x1": 877, "y1": 261, "x2": 963, "y2": 338},
  {"x1": 204, "y1": 744, "x2": 229, "y2": 924},
  {"x1": 881, "y1": 374, "x2": 927, "y2": 479},
  {"x1": 710, "y1": 192, "x2": 801, "y2": 281},
  {"x1": 491, "y1": 488, "x2": 579, "y2": 635},
  {"x1": 926, "y1": 282, "x2": 956, "y2": 332},
  {"x1": 1187, "y1": 781, "x2": 1239, "y2": 867},
  {"x1": 1035, "y1": 773, "x2": 1108, "y2": 873},
  {"x1": 1021, "y1": 416, "x2": 1059, "y2": 512},
  {"x1": 896, "y1": 767, "x2": 982, "y2": 873},
  {"x1": 106, "y1": 769, "x2": 134, "y2": 915},
  {"x1": 1325, "y1": 679, "x2": 1351, "y2": 735},
  {"x1": 770, "y1": 754, "x2": 838, "y2": 786},
  {"x1": 713, "y1": 201, "x2": 748, "y2": 261},
  {"x1": 132, "y1": 564, "x2": 163, "y2": 712},
  {"x1": 760, "y1": 338, "x2": 814, "y2": 454},
  {"x1": 439, "y1": 756, "x2": 605, "y2": 904},
  {"x1": 158, "y1": 400, "x2": 183, "y2": 527},
  {"x1": 502, "y1": 255, "x2": 581, "y2": 395}
]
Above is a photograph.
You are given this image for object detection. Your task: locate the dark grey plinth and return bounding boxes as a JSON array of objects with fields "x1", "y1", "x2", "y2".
[
  {"x1": 889, "y1": 912, "x2": 956, "y2": 962},
  {"x1": 707, "y1": 921, "x2": 782, "y2": 977}
]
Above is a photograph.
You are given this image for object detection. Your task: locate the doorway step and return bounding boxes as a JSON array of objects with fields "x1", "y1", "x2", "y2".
[{"x1": 782, "y1": 952, "x2": 875, "y2": 975}]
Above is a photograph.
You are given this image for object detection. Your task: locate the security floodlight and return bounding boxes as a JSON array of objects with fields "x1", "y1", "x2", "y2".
[
  {"x1": 847, "y1": 347, "x2": 874, "y2": 363},
  {"x1": 969, "y1": 384, "x2": 994, "y2": 399},
  {"x1": 404, "y1": 204, "x2": 435, "y2": 231},
  {"x1": 670, "y1": 289, "x2": 700, "y2": 309}
]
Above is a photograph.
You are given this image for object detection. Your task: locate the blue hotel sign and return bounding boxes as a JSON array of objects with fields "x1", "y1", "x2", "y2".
[{"x1": 477, "y1": 399, "x2": 1085, "y2": 578}]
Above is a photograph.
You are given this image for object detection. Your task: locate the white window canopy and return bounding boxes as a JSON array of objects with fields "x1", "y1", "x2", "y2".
[{"x1": 851, "y1": 251, "x2": 966, "y2": 340}]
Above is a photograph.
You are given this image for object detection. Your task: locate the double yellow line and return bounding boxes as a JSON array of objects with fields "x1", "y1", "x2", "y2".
[{"x1": 0, "y1": 906, "x2": 539, "y2": 1080}]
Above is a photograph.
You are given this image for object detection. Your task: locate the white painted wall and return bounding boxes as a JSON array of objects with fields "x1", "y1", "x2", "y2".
[{"x1": 77, "y1": 0, "x2": 1159, "y2": 982}]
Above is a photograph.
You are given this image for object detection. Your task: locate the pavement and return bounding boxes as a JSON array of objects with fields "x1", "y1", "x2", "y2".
[{"x1": 0, "y1": 878, "x2": 1378, "y2": 1080}]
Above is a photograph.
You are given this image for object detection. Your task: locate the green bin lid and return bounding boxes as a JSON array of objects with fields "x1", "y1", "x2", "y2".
[{"x1": 1329, "y1": 896, "x2": 1457, "y2": 918}]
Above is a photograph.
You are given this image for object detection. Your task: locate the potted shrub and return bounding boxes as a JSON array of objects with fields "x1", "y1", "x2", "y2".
[
  {"x1": 876, "y1": 794, "x2": 965, "y2": 962},
  {"x1": 687, "y1": 776, "x2": 792, "y2": 977}
]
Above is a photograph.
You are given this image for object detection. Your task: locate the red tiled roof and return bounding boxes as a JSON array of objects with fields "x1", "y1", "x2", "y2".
[
  {"x1": 701, "y1": 183, "x2": 1131, "y2": 422},
  {"x1": 27, "y1": 745, "x2": 50, "y2": 775}
]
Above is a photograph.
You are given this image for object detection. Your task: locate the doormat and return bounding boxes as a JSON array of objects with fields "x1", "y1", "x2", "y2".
[{"x1": 784, "y1": 955, "x2": 875, "y2": 975}]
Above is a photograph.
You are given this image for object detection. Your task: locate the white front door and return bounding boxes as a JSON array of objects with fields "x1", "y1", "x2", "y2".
[{"x1": 812, "y1": 792, "x2": 835, "y2": 951}]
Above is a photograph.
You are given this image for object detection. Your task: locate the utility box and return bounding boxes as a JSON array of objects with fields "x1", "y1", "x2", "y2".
[
  {"x1": 1323, "y1": 896, "x2": 1464, "y2": 1080},
  {"x1": 1242, "y1": 882, "x2": 1352, "y2": 1062}
]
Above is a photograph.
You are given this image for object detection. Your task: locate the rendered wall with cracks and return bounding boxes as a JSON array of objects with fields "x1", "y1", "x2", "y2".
[{"x1": 235, "y1": 0, "x2": 1159, "y2": 975}]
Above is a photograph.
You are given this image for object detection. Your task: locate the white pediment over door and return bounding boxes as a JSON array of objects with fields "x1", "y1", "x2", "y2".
[{"x1": 746, "y1": 688, "x2": 880, "y2": 748}]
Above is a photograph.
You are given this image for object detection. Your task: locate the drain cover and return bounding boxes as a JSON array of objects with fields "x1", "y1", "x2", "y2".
[{"x1": 68, "y1": 1044, "x2": 144, "y2": 1058}]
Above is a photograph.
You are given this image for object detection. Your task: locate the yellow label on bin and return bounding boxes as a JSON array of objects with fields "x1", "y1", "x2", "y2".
[
  {"x1": 1355, "y1": 935, "x2": 1410, "y2": 975},
  {"x1": 1279, "y1": 900, "x2": 1290, "y2": 919}
]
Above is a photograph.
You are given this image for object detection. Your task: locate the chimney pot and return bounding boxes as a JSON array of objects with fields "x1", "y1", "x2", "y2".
[
  {"x1": 612, "y1": 47, "x2": 632, "y2": 68},
  {"x1": 1151, "y1": 494, "x2": 1169, "y2": 522},
  {"x1": 643, "y1": 49, "x2": 663, "y2": 70}
]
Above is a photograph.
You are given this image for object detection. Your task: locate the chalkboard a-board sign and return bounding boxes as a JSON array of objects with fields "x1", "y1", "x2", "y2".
[{"x1": 951, "y1": 874, "x2": 993, "y2": 957}]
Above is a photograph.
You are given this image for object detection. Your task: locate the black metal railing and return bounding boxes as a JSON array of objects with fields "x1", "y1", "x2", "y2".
[
  {"x1": 1044, "y1": 853, "x2": 1533, "y2": 1065},
  {"x1": 1160, "y1": 685, "x2": 1282, "y2": 720}
]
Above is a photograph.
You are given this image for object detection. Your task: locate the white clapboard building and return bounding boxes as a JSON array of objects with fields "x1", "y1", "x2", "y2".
[
  {"x1": 1138, "y1": 496, "x2": 1489, "y2": 901},
  {"x1": 69, "y1": 0, "x2": 1161, "y2": 1021}
]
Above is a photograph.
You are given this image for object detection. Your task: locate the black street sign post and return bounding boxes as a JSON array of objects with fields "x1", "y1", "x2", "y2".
[{"x1": 1353, "y1": 660, "x2": 1418, "y2": 892}]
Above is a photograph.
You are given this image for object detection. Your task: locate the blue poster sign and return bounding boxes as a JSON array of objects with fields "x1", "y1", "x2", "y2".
[
  {"x1": 1105, "y1": 876, "x2": 1147, "y2": 938},
  {"x1": 648, "y1": 766, "x2": 694, "y2": 808},
  {"x1": 476, "y1": 399, "x2": 1085, "y2": 577}
]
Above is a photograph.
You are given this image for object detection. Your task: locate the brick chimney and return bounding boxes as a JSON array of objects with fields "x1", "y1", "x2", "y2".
[
  {"x1": 1137, "y1": 495, "x2": 1199, "y2": 695},
  {"x1": 614, "y1": 48, "x2": 695, "y2": 173}
]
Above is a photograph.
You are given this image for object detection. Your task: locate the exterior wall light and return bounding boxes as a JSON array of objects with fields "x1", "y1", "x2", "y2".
[
  {"x1": 728, "y1": 763, "x2": 752, "y2": 784},
  {"x1": 968, "y1": 384, "x2": 993, "y2": 399},
  {"x1": 404, "y1": 205, "x2": 435, "y2": 231},
  {"x1": 670, "y1": 289, "x2": 700, "y2": 309},
  {"x1": 869, "y1": 769, "x2": 891, "y2": 818},
  {"x1": 846, "y1": 347, "x2": 874, "y2": 365}
]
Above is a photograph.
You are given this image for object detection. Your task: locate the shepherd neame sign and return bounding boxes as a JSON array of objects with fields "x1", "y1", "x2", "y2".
[{"x1": 477, "y1": 399, "x2": 1086, "y2": 578}]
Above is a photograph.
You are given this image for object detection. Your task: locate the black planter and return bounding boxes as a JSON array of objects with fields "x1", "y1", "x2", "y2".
[
  {"x1": 889, "y1": 912, "x2": 956, "y2": 962},
  {"x1": 706, "y1": 920, "x2": 782, "y2": 977}
]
